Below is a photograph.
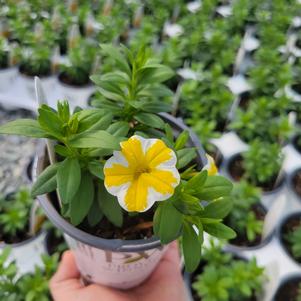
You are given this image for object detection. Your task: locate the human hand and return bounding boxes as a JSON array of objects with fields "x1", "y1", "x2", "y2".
[{"x1": 50, "y1": 242, "x2": 188, "y2": 301}]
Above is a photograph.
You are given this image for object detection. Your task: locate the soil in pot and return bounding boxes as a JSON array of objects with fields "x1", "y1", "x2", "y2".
[
  {"x1": 228, "y1": 154, "x2": 283, "y2": 192},
  {"x1": 292, "y1": 169, "x2": 301, "y2": 199},
  {"x1": 292, "y1": 83, "x2": 301, "y2": 95},
  {"x1": 280, "y1": 215, "x2": 301, "y2": 264},
  {"x1": 273, "y1": 276, "x2": 301, "y2": 301},
  {"x1": 49, "y1": 190, "x2": 155, "y2": 240},
  {"x1": 58, "y1": 71, "x2": 90, "y2": 87},
  {"x1": 226, "y1": 204, "x2": 266, "y2": 248},
  {"x1": 238, "y1": 91, "x2": 251, "y2": 110}
]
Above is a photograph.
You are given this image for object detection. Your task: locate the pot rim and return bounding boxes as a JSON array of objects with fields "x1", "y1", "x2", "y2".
[
  {"x1": 287, "y1": 167, "x2": 301, "y2": 201},
  {"x1": 0, "y1": 229, "x2": 47, "y2": 249},
  {"x1": 271, "y1": 273, "x2": 301, "y2": 301},
  {"x1": 277, "y1": 211, "x2": 301, "y2": 266},
  {"x1": 57, "y1": 72, "x2": 93, "y2": 89},
  {"x1": 223, "y1": 152, "x2": 286, "y2": 196},
  {"x1": 18, "y1": 65, "x2": 54, "y2": 80},
  {"x1": 35, "y1": 113, "x2": 206, "y2": 252}
]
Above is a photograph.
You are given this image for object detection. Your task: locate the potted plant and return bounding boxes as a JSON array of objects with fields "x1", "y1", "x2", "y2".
[
  {"x1": 279, "y1": 212, "x2": 301, "y2": 266},
  {"x1": 0, "y1": 37, "x2": 17, "y2": 91},
  {"x1": 0, "y1": 247, "x2": 58, "y2": 301},
  {"x1": 179, "y1": 64, "x2": 234, "y2": 132},
  {"x1": 57, "y1": 38, "x2": 96, "y2": 106},
  {"x1": 272, "y1": 275, "x2": 301, "y2": 301},
  {"x1": 0, "y1": 45, "x2": 235, "y2": 289},
  {"x1": 224, "y1": 181, "x2": 269, "y2": 249},
  {"x1": 230, "y1": 96, "x2": 292, "y2": 144},
  {"x1": 225, "y1": 140, "x2": 285, "y2": 207},
  {"x1": 0, "y1": 187, "x2": 48, "y2": 274},
  {"x1": 186, "y1": 240, "x2": 266, "y2": 301},
  {"x1": 18, "y1": 45, "x2": 55, "y2": 99}
]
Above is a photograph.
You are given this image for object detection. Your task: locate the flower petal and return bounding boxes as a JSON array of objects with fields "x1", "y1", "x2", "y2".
[
  {"x1": 204, "y1": 154, "x2": 218, "y2": 176},
  {"x1": 124, "y1": 176, "x2": 149, "y2": 212}
]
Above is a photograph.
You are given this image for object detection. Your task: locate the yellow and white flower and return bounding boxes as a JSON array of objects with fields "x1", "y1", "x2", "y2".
[
  {"x1": 204, "y1": 154, "x2": 218, "y2": 176},
  {"x1": 104, "y1": 135, "x2": 180, "y2": 212}
]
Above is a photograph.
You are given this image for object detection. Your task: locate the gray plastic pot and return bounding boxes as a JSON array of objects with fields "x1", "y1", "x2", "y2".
[{"x1": 34, "y1": 113, "x2": 206, "y2": 289}]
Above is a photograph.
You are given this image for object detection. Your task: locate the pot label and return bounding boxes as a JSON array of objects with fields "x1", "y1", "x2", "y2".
[{"x1": 64, "y1": 234, "x2": 167, "y2": 289}]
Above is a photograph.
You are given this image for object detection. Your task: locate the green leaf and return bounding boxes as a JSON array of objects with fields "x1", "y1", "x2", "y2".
[
  {"x1": 153, "y1": 201, "x2": 183, "y2": 244},
  {"x1": 176, "y1": 148, "x2": 196, "y2": 169},
  {"x1": 57, "y1": 158, "x2": 81, "y2": 204},
  {"x1": 32, "y1": 163, "x2": 59, "y2": 197},
  {"x1": 98, "y1": 182, "x2": 123, "y2": 227},
  {"x1": 0, "y1": 119, "x2": 48, "y2": 138},
  {"x1": 70, "y1": 172, "x2": 94, "y2": 225},
  {"x1": 107, "y1": 121, "x2": 130, "y2": 137},
  {"x1": 203, "y1": 223, "x2": 236, "y2": 239},
  {"x1": 88, "y1": 161, "x2": 104, "y2": 180},
  {"x1": 200, "y1": 197, "x2": 233, "y2": 219},
  {"x1": 172, "y1": 193, "x2": 203, "y2": 216},
  {"x1": 100, "y1": 44, "x2": 131, "y2": 75},
  {"x1": 197, "y1": 176, "x2": 233, "y2": 200},
  {"x1": 134, "y1": 113, "x2": 165, "y2": 129},
  {"x1": 138, "y1": 65, "x2": 174, "y2": 83},
  {"x1": 185, "y1": 170, "x2": 208, "y2": 194},
  {"x1": 38, "y1": 105, "x2": 63, "y2": 138},
  {"x1": 54, "y1": 145, "x2": 73, "y2": 157},
  {"x1": 87, "y1": 200, "x2": 103, "y2": 227},
  {"x1": 77, "y1": 109, "x2": 112, "y2": 132},
  {"x1": 182, "y1": 222, "x2": 202, "y2": 272},
  {"x1": 69, "y1": 130, "x2": 120, "y2": 150},
  {"x1": 174, "y1": 130, "x2": 189, "y2": 150},
  {"x1": 165, "y1": 123, "x2": 174, "y2": 143}
]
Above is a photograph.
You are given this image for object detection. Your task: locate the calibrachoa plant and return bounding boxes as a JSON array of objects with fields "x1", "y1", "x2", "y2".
[
  {"x1": 0, "y1": 45, "x2": 235, "y2": 272},
  {"x1": 192, "y1": 241, "x2": 265, "y2": 301}
]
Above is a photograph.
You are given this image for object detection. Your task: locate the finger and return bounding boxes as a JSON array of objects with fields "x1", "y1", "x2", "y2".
[
  {"x1": 144, "y1": 241, "x2": 182, "y2": 284},
  {"x1": 161, "y1": 241, "x2": 181, "y2": 267},
  {"x1": 51, "y1": 251, "x2": 80, "y2": 283}
]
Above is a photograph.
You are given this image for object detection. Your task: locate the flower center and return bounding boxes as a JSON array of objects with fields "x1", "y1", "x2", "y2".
[{"x1": 134, "y1": 166, "x2": 151, "y2": 179}]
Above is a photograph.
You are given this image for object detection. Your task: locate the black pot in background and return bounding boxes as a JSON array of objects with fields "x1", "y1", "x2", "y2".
[
  {"x1": 225, "y1": 203, "x2": 274, "y2": 252},
  {"x1": 223, "y1": 152, "x2": 286, "y2": 208},
  {"x1": 287, "y1": 168, "x2": 301, "y2": 202},
  {"x1": 272, "y1": 274, "x2": 301, "y2": 301},
  {"x1": 278, "y1": 212, "x2": 301, "y2": 267}
]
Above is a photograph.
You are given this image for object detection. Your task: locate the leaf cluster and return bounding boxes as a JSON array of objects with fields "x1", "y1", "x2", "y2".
[
  {"x1": 285, "y1": 223, "x2": 301, "y2": 261},
  {"x1": 60, "y1": 38, "x2": 97, "y2": 85},
  {"x1": 91, "y1": 44, "x2": 174, "y2": 123},
  {"x1": 0, "y1": 248, "x2": 58, "y2": 301},
  {"x1": 242, "y1": 140, "x2": 283, "y2": 186},
  {"x1": 230, "y1": 96, "x2": 292, "y2": 144},
  {"x1": 225, "y1": 181, "x2": 263, "y2": 243},
  {"x1": 0, "y1": 187, "x2": 33, "y2": 239},
  {"x1": 193, "y1": 242, "x2": 265, "y2": 301}
]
